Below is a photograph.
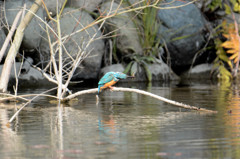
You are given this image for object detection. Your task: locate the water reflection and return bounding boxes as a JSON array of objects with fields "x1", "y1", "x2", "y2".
[{"x1": 1, "y1": 82, "x2": 240, "y2": 158}]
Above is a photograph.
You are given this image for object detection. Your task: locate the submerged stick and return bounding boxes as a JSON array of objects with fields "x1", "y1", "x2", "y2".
[{"x1": 63, "y1": 87, "x2": 217, "y2": 113}]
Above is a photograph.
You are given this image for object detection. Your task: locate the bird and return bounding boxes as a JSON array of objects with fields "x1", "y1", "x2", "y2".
[{"x1": 98, "y1": 72, "x2": 132, "y2": 94}]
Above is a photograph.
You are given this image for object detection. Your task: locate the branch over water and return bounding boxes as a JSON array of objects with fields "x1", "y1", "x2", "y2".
[{"x1": 63, "y1": 87, "x2": 217, "y2": 113}]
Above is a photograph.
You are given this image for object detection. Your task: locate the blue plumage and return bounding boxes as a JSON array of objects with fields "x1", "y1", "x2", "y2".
[{"x1": 98, "y1": 72, "x2": 128, "y2": 94}]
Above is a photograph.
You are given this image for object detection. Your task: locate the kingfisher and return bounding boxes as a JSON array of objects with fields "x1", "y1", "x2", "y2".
[{"x1": 98, "y1": 72, "x2": 132, "y2": 94}]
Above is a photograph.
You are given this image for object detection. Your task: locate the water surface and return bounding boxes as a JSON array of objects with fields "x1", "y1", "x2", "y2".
[{"x1": 0, "y1": 81, "x2": 239, "y2": 159}]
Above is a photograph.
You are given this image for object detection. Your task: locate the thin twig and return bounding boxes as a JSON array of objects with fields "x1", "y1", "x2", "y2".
[
  {"x1": 53, "y1": 0, "x2": 196, "y2": 47},
  {"x1": 7, "y1": 87, "x2": 57, "y2": 124},
  {"x1": 0, "y1": 92, "x2": 58, "y2": 102},
  {"x1": 0, "y1": 93, "x2": 29, "y2": 102}
]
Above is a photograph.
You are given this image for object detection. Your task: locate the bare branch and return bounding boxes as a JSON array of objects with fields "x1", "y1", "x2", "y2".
[
  {"x1": 7, "y1": 87, "x2": 57, "y2": 124},
  {"x1": 63, "y1": 87, "x2": 217, "y2": 113}
]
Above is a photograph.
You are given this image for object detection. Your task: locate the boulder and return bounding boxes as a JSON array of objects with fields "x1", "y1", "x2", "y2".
[
  {"x1": 99, "y1": 64, "x2": 125, "y2": 78},
  {"x1": 39, "y1": 8, "x2": 105, "y2": 80},
  {"x1": 149, "y1": 63, "x2": 179, "y2": 81},
  {"x1": 157, "y1": 0, "x2": 206, "y2": 74},
  {"x1": 18, "y1": 65, "x2": 47, "y2": 86},
  {"x1": 132, "y1": 62, "x2": 179, "y2": 81},
  {"x1": 180, "y1": 63, "x2": 214, "y2": 80},
  {"x1": 66, "y1": 0, "x2": 102, "y2": 12},
  {"x1": 99, "y1": 62, "x2": 179, "y2": 82},
  {"x1": 0, "y1": 62, "x2": 48, "y2": 87},
  {"x1": 100, "y1": 1, "x2": 143, "y2": 55},
  {"x1": 0, "y1": 29, "x2": 10, "y2": 61},
  {"x1": 0, "y1": 29, "x2": 6, "y2": 48},
  {"x1": 4, "y1": 0, "x2": 44, "y2": 50},
  {"x1": 43, "y1": 0, "x2": 66, "y2": 18},
  {"x1": 194, "y1": 0, "x2": 214, "y2": 13}
]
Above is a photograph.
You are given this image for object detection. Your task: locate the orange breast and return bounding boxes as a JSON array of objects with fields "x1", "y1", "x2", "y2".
[{"x1": 101, "y1": 79, "x2": 117, "y2": 90}]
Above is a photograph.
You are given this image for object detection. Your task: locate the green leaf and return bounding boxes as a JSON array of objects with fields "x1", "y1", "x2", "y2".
[
  {"x1": 208, "y1": 0, "x2": 223, "y2": 11},
  {"x1": 234, "y1": 2, "x2": 240, "y2": 12},
  {"x1": 219, "y1": 65, "x2": 232, "y2": 81},
  {"x1": 131, "y1": 62, "x2": 138, "y2": 76},
  {"x1": 219, "y1": 53, "x2": 229, "y2": 62},
  {"x1": 141, "y1": 61, "x2": 152, "y2": 81},
  {"x1": 224, "y1": 3, "x2": 231, "y2": 15},
  {"x1": 123, "y1": 61, "x2": 134, "y2": 74}
]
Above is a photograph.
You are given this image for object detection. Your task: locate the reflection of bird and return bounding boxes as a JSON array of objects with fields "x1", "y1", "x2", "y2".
[{"x1": 98, "y1": 72, "x2": 132, "y2": 94}]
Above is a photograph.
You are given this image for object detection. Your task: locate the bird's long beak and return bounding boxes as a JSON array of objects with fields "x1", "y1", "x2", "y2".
[
  {"x1": 127, "y1": 75, "x2": 135, "y2": 78},
  {"x1": 127, "y1": 72, "x2": 135, "y2": 78}
]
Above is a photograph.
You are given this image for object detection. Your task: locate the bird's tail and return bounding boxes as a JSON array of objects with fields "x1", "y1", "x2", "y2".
[{"x1": 98, "y1": 85, "x2": 101, "y2": 94}]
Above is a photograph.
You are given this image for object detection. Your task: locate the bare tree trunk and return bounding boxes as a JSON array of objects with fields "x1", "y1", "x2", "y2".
[{"x1": 0, "y1": 0, "x2": 42, "y2": 92}]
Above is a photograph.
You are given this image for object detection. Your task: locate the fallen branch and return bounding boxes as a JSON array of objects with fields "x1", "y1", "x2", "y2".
[{"x1": 63, "y1": 87, "x2": 217, "y2": 113}]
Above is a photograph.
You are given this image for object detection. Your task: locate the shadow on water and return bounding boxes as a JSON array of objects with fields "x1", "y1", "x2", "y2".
[{"x1": 1, "y1": 80, "x2": 240, "y2": 158}]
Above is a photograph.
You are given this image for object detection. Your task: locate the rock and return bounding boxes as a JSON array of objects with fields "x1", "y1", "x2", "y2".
[
  {"x1": 4, "y1": 0, "x2": 44, "y2": 50},
  {"x1": 131, "y1": 62, "x2": 179, "y2": 81},
  {"x1": 0, "y1": 29, "x2": 6, "y2": 48},
  {"x1": 66, "y1": 0, "x2": 102, "y2": 12},
  {"x1": 157, "y1": 0, "x2": 206, "y2": 74},
  {"x1": 149, "y1": 63, "x2": 180, "y2": 81},
  {"x1": 193, "y1": 0, "x2": 213, "y2": 13},
  {"x1": 0, "y1": 29, "x2": 10, "y2": 61},
  {"x1": 180, "y1": 63, "x2": 213, "y2": 79},
  {"x1": 0, "y1": 62, "x2": 49, "y2": 87},
  {"x1": 99, "y1": 62, "x2": 179, "y2": 82},
  {"x1": 100, "y1": 1, "x2": 143, "y2": 55},
  {"x1": 99, "y1": 64, "x2": 125, "y2": 78},
  {"x1": 18, "y1": 66, "x2": 47, "y2": 86},
  {"x1": 43, "y1": 0, "x2": 66, "y2": 18},
  {"x1": 39, "y1": 8, "x2": 105, "y2": 80}
]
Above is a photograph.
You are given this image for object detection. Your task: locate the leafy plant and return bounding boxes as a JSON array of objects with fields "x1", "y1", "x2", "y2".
[
  {"x1": 210, "y1": 0, "x2": 240, "y2": 80},
  {"x1": 213, "y1": 18, "x2": 240, "y2": 80},
  {"x1": 208, "y1": 0, "x2": 223, "y2": 11},
  {"x1": 231, "y1": 0, "x2": 240, "y2": 13},
  {"x1": 207, "y1": 0, "x2": 240, "y2": 13},
  {"x1": 213, "y1": 38, "x2": 233, "y2": 81},
  {"x1": 124, "y1": 53, "x2": 155, "y2": 81},
  {"x1": 123, "y1": 0, "x2": 161, "y2": 81},
  {"x1": 221, "y1": 22, "x2": 240, "y2": 64},
  {"x1": 140, "y1": 0, "x2": 160, "y2": 56}
]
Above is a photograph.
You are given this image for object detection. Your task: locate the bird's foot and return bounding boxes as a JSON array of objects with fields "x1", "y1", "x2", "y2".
[{"x1": 109, "y1": 86, "x2": 115, "y2": 91}]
